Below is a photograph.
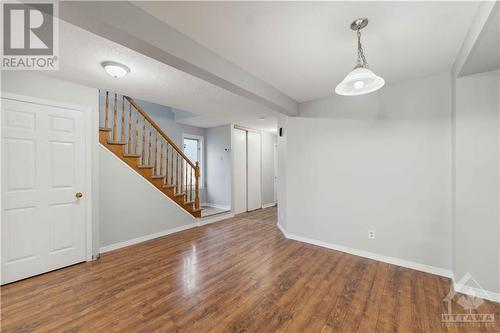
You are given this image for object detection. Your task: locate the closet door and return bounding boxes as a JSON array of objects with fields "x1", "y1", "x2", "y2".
[
  {"x1": 233, "y1": 129, "x2": 247, "y2": 214},
  {"x1": 247, "y1": 131, "x2": 262, "y2": 211}
]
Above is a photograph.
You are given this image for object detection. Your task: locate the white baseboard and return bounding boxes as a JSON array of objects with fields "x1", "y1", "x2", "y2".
[
  {"x1": 276, "y1": 222, "x2": 286, "y2": 236},
  {"x1": 99, "y1": 222, "x2": 197, "y2": 253},
  {"x1": 262, "y1": 202, "x2": 277, "y2": 209},
  {"x1": 276, "y1": 225, "x2": 453, "y2": 279},
  {"x1": 453, "y1": 282, "x2": 500, "y2": 303},
  {"x1": 203, "y1": 203, "x2": 230, "y2": 210},
  {"x1": 100, "y1": 211, "x2": 236, "y2": 254}
]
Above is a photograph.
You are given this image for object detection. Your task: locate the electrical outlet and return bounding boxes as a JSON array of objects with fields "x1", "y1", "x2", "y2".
[{"x1": 368, "y1": 230, "x2": 375, "y2": 239}]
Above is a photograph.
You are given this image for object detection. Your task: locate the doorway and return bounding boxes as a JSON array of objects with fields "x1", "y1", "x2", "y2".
[
  {"x1": 233, "y1": 126, "x2": 262, "y2": 214},
  {"x1": 183, "y1": 136, "x2": 201, "y2": 166}
]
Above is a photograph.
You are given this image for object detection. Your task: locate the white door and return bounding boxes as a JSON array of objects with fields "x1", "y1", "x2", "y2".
[
  {"x1": 2, "y1": 98, "x2": 87, "y2": 284},
  {"x1": 247, "y1": 131, "x2": 261, "y2": 211},
  {"x1": 233, "y1": 128, "x2": 247, "y2": 214}
]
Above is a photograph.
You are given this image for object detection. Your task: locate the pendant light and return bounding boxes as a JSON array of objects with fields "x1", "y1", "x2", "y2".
[{"x1": 335, "y1": 18, "x2": 384, "y2": 96}]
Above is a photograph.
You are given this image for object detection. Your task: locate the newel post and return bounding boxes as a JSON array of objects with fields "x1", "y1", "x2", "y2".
[{"x1": 195, "y1": 162, "x2": 200, "y2": 209}]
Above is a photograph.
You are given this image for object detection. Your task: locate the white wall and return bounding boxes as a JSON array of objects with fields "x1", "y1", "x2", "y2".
[
  {"x1": 454, "y1": 70, "x2": 500, "y2": 293},
  {"x1": 277, "y1": 115, "x2": 288, "y2": 229},
  {"x1": 99, "y1": 146, "x2": 195, "y2": 248},
  {"x1": 1, "y1": 71, "x2": 100, "y2": 256},
  {"x1": 280, "y1": 73, "x2": 452, "y2": 271},
  {"x1": 261, "y1": 132, "x2": 277, "y2": 205},
  {"x1": 206, "y1": 125, "x2": 231, "y2": 207},
  {"x1": 136, "y1": 99, "x2": 206, "y2": 150}
]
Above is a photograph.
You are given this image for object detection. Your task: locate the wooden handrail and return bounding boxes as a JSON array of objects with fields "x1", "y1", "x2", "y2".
[{"x1": 125, "y1": 96, "x2": 197, "y2": 169}]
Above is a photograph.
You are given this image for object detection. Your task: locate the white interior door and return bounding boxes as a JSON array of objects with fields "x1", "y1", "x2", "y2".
[
  {"x1": 233, "y1": 128, "x2": 247, "y2": 214},
  {"x1": 247, "y1": 131, "x2": 261, "y2": 211},
  {"x1": 2, "y1": 98, "x2": 87, "y2": 284}
]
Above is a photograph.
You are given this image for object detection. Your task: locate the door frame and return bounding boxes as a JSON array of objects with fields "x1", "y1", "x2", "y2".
[
  {"x1": 231, "y1": 126, "x2": 248, "y2": 214},
  {"x1": 1, "y1": 92, "x2": 93, "y2": 262},
  {"x1": 231, "y1": 124, "x2": 263, "y2": 213},
  {"x1": 182, "y1": 133, "x2": 204, "y2": 188},
  {"x1": 246, "y1": 130, "x2": 262, "y2": 211},
  {"x1": 273, "y1": 143, "x2": 278, "y2": 203}
]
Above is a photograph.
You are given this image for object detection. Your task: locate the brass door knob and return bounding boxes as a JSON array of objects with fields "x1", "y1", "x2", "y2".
[{"x1": 75, "y1": 192, "x2": 83, "y2": 198}]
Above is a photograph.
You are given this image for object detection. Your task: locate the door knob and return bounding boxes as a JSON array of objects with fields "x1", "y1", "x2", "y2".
[{"x1": 75, "y1": 192, "x2": 83, "y2": 198}]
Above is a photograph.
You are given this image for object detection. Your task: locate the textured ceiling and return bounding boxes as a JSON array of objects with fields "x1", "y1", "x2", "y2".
[
  {"x1": 135, "y1": 1, "x2": 480, "y2": 102},
  {"x1": 46, "y1": 21, "x2": 279, "y2": 132}
]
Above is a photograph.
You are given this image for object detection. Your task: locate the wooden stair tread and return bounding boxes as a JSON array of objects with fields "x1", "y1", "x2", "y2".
[
  {"x1": 137, "y1": 165, "x2": 153, "y2": 169},
  {"x1": 174, "y1": 192, "x2": 186, "y2": 197},
  {"x1": 150, "y1": 175, "x2": 165, "y2": 179},
  {"x1": 192, "y1": 208, "x2": 202, "y2": 212},
  {"x1": 107, "y1": 140, "x2": 127, "y2": 145},
  {"x1": 184, "y1": 200, "x2": 195, "y2": 205},
  {"x1": 99, "y1": 127, "x2": 112, "y2": 132},
  {"x1": 124, "y1": 153, "x2": 141, "y2": 158},
  {"x1": 163, "y1": 184, "x2": 175, "y2": 189}
]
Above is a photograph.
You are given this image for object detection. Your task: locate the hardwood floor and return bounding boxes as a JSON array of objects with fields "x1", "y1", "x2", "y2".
[
  {"x1": 1, "y1": 207, "x2": 499, "y2": 332},
  {"x1": 236, "y1": 206, "x2": 277, "y2": 225}
]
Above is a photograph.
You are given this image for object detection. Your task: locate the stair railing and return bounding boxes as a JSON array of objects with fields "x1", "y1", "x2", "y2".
[{"x1": 102, "y1": 92, "x2": 200, "y2": 210}]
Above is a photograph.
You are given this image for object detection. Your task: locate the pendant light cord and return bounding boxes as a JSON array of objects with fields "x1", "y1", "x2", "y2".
[{"x1": 356, "y1": 29, "x2": 369, "y2": 68}]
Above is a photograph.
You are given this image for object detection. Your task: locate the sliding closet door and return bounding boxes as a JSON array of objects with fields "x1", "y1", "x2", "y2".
[
  {"x1": 247, "y1": 131, "x2": 262, "y2": 211},
  {"x1": 233, "y1": 129, "x2": 247, "y2": 214}
]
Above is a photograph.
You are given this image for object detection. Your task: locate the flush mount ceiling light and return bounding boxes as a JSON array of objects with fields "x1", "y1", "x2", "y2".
[
  {"x1": 102, "y1": 61, "x2": 130, "y2": 78},
  {"x1": 335, "y1": 18, "x2": 384, "y2": 96}
]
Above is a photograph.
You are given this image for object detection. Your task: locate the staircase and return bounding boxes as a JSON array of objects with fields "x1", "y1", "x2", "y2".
[{"x1": 99, "y1": 92, "x2": 201, "y2": 218}]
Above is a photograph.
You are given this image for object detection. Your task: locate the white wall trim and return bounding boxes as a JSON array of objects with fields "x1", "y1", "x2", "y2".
[
  {"x1": 100, "y1": 222, "x2": 197, "y2": 253},
  {"x1": 453, "y1": 282, "x2": 500, "y2": 304},
  {"x1": 276, "y1": 224, "x2": 453, "y2": 279},
  {"x1": 2, "y1": 92, "x2": 92, "y2": 112},
  {"x1": 262, "y1": 202, "x2": 277, "y2": 209},
  {"x1": 100, "y1": 210, "x2": 235, "y2": 254},
  {"x1": 276, "y1": 222, "x2": 286, "y2": 236}
]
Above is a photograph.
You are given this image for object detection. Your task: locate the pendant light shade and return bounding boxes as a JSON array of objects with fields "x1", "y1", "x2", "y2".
[
  {"x1": 335, "y1": 18, "x2": 384, "y2": 96},
  {"x1": 335, "y1": 67, "x2": 385, "y2": 96}
]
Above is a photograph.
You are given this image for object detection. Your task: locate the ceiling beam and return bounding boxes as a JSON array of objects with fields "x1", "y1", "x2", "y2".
[
  {"x1": 59, "y1": 1, "x2": 298, "y2": 116},
  {"x1": 452, "y1": 2, "x2": 498, "y2": 78}
]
